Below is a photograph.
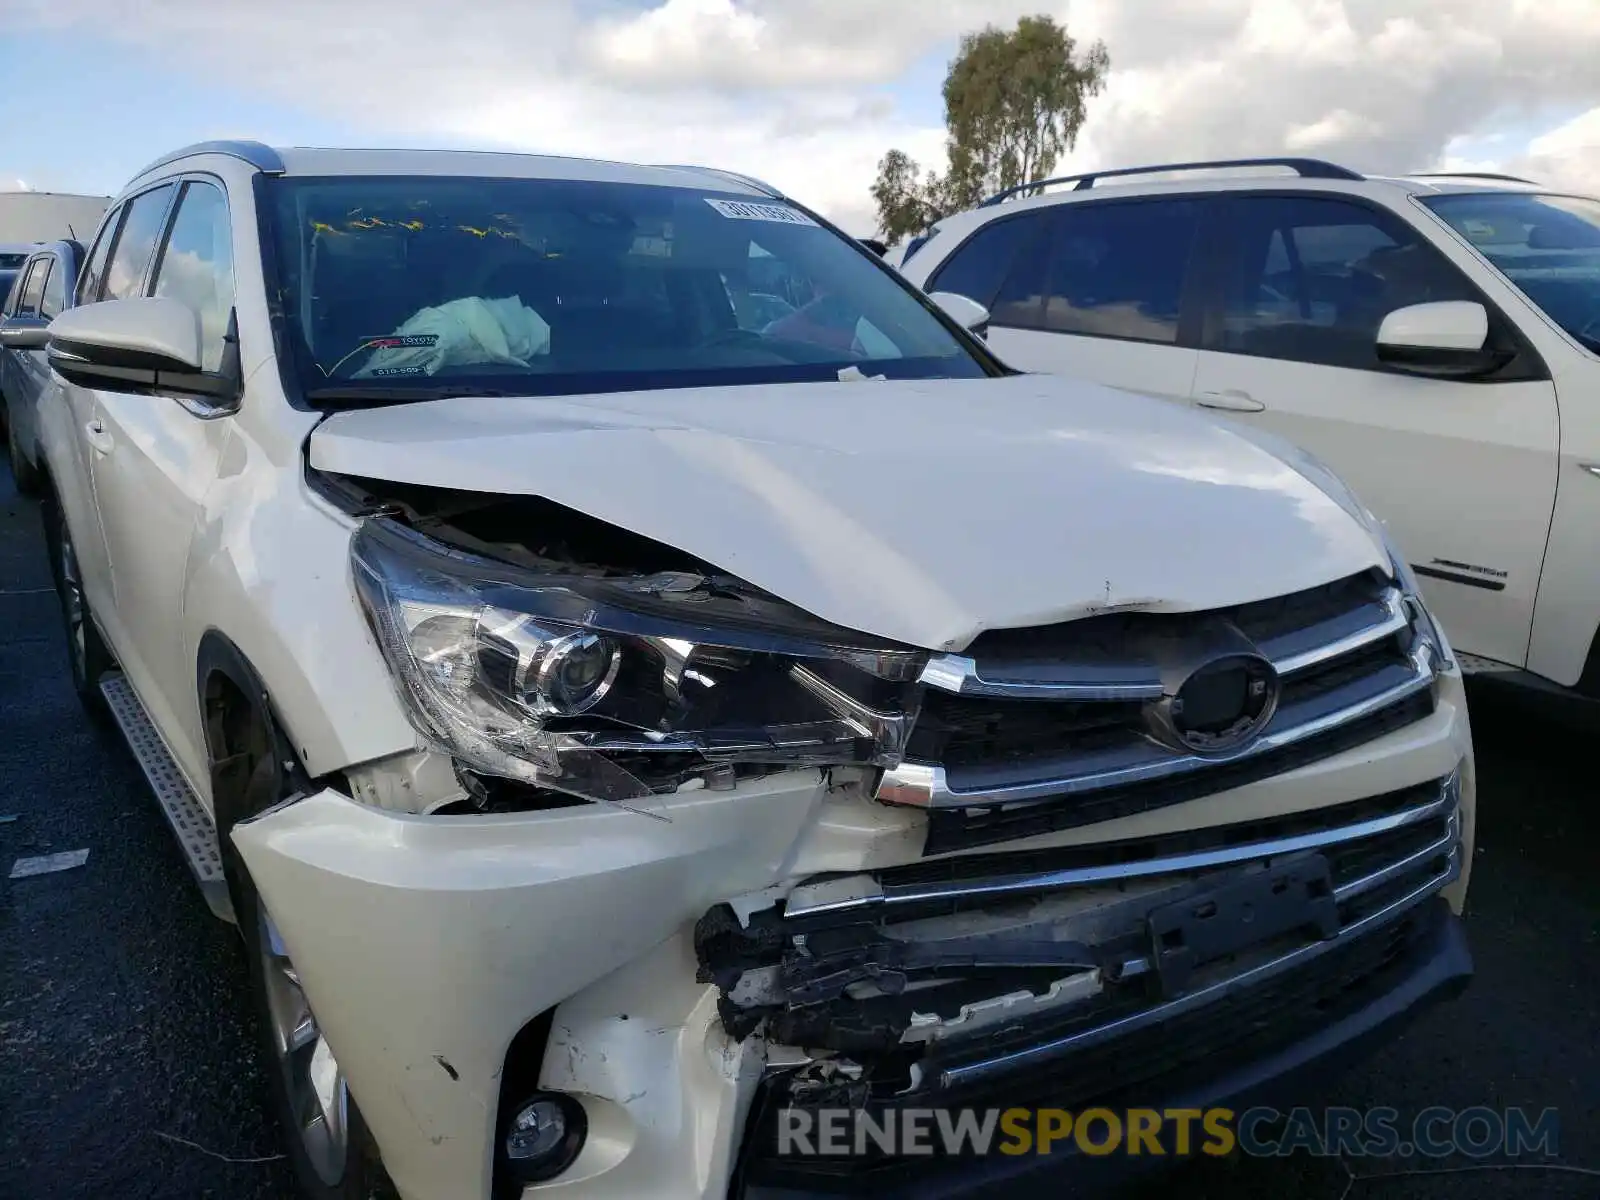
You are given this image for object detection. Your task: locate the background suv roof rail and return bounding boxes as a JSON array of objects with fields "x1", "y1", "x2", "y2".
[
  {"x1": 654, "y1": 164, "x2": 785, "y2": 198},
  {"x1": 1407, "y1": 171, "x2": 1542, "y2": 185},
  {"x1": 979, "y1": 157, "x2": 1365, "y2": 206},
  {"x1": 134, "y1": 140, "x2": 286, "y2": 180}
]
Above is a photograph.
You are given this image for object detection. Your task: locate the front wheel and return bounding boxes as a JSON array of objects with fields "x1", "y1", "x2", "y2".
[
  {"x1": 218, "y1": 707, "x2": 395, "y2": 1200},
  {"x1": 236, "y1": 877, "x2": 391, "y2": 1199},
  {"x1": 41, "y1": 492, "x2": 113, "y2": 709}
]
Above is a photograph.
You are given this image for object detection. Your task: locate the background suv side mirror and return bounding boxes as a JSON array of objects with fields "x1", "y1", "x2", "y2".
[
  {"x1": 0, "y1": 316, "x2": 51, "y2": 350},
  {"x1": 1376, "y1": 301, "x2": 1511, "y2": 378},
  {"x1": 928, "y1": 290, "x2": 992, "y2": 339}
]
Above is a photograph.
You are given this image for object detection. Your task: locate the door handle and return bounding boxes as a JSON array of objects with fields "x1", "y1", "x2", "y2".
[
  {"x1": 84, "y1": 418, "x2": 114, "y2": 455},
  {"x1": 1195, "y1": 389, "x2": 1266, "y2": 413}
]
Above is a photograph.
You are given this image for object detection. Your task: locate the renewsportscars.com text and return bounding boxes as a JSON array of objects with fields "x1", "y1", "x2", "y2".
[{"x1": 775, "y1": 1105, "x2": 1560, "y2": 1160}]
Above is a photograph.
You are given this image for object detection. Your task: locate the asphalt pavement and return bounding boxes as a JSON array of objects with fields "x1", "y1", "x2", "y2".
[{"x1": 1, "y1": 456, "x2": 1596, "y2": 1200}]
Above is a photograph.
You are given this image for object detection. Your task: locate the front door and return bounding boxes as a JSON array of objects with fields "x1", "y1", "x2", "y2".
[
  {"x1": 89, "y1": 178, "x2": 236, "y2": 785},
  {"x1": 1188, "y1": 193, "x2": 1559, "y2": 668}
]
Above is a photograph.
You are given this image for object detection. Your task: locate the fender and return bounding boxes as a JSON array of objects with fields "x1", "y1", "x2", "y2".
[{"x1": 177, "y1": 424, "x2": 419, "y2": 781}]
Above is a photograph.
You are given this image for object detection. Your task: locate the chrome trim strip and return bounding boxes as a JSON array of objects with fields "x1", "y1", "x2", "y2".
[
  {"x1": 879, "y1": 642, "x2": 1436, "y2": 808},
  {"x1": 788, "y1": 772, "x2": 1458, "y2": 919},
  {"x1": 1267, "y1": 588, "x2": 1408, "y2": 676},
  {"x1": 917, "y1": 654, "x2": 1164, "y2": 701},
  {"x1": 917, "y1": 587, "x2": 1407, "y2": 700},
  {"x1": 934, "y1": 847, "x2": 1460, "y2": 1090},
  {"x1": 1333, "y1": 810, "x2": 1459, "y2": 904}
]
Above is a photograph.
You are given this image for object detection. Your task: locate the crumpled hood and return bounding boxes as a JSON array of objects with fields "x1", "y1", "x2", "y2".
[{"x1": 308, "y1": 375, "x2": 1387, "y2": 651}]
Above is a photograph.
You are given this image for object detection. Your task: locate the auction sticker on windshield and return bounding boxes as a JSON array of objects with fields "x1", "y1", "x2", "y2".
[{"x1": 704, "y1": 198, "x2": 819, "y2": 226}]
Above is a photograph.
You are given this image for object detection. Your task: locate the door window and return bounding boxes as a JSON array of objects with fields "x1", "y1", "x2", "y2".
[
  {"x1": 1037, "y1": 200, "x2": 1200, "y2": 344},
  {"x1": 150, "y1": 181, "x2": 235, "y2": 373},
  {"x1": 14, "y1": 259, "x2": 48, "y2": 316},
  {"x1": 77, "y1": 207, "x2": 123, "y2": 304},
  {"x1": 925, "y1": 212, "x2": 1051, "y2": 313},
  {"x1": 1210, "y1": 196, "x2": 1477, "y2": 370},
  {"x1": 101, "y1": 183, "x2": 178, "y2": 302},
  {"x1": 40, "y1": 255, "x2": 67, "y2": 319}
]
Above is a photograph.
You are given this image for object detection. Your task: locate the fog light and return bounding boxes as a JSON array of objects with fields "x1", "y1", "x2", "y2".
[{"x1": 502, "y1": 1092, "x2": 585, "y2": 1183}]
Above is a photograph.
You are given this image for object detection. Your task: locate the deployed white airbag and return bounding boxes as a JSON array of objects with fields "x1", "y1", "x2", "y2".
[{"x1": 359, "y1": 295, "x2": 551, "y2": 377}]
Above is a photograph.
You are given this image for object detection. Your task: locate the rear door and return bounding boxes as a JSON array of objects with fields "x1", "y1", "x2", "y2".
[
  {"x1": 1187, "y1": 192, "x2": 1559, "y2": 668},
  {"x1": 923, "y1": 197, "x2": 1206, "y2": 402}
]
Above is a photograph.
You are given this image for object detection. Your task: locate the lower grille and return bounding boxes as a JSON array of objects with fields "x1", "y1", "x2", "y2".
[
  {"x1": 733, "y1": 899, "x2": 1451, "y2": 1190},
  {"x1": 702, "y1": 772, "x2": 1461, "y2": 1089}
]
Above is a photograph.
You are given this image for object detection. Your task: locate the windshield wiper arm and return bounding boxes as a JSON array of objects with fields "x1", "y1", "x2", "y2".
[{"x1": 304, "y1": 385, "x2": 513, "y2": 406}]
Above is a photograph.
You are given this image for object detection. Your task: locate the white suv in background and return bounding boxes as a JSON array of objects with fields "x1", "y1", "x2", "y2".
[
  {"x1": 898, "y1": 158, "x2": 1600, "y2": 695},
  {"x1": 13, "y1": 142, "x2": 1472, "y2": 1200}
]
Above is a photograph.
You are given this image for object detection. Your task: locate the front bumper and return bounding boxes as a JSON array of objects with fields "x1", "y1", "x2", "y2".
[
  {"x1": 735, "y1": 900, "x2": 1471, "y2": 1199},
  {"x1": 231, "y1": 670, "x2": 1474, "y2": 1200}
]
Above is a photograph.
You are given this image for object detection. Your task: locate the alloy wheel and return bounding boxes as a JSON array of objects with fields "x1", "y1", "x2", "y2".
[{"x1": 258, "y1": 903, "x2": 349, "y2": 1186}]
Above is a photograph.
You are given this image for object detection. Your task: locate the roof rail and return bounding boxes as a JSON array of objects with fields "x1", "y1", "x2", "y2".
[
  {"x1": 133, "y1": 140, "x2": 286, "y2": 181},
  {"x1": 1408, "y1": 171, "x2": 1541, "y2": 186},
  {"x1": 979, "y1": 157, "x2": 1365, "y2": 207},
  {"x1": 653, "y1": 164, "x2": 784, "y2": 199}
]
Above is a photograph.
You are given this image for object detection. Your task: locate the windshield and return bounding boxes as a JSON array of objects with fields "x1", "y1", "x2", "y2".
[
  {"x1": 1423, "y1": 192, "x2": 1600, "y2": 354},
  {"x1": 263, "y1": 175, "x2": 992, "y2": 402}
]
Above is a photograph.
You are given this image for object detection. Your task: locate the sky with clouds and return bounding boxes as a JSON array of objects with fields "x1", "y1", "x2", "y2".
[{"x1": 2, "y1": 0, "x2": 1599, "y2": 235}]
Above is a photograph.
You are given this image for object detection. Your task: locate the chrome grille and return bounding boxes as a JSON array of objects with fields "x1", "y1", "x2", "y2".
[{"x1": 880, "y1": 569, "x2": 1439, "y2": 853}]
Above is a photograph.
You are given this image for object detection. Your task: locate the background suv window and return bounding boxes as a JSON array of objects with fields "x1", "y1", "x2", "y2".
[
  {"x1": 101, "y1": 184, "x2": 177, "y2": 303},
  {"x1": 1036, "y1": 200, "x2": 1200, "y2": 344},
  {"x1": 14, "y1": 260, "x2": 48, "y2": 316},
  {"x1": 40, "y1": 254, "x2": 67, "y2": 319},
  {"x1": 1211, "y1": 195, "x2": 1476, "y2": 370},
  {"x1": 151, "y1": 181, "x2": 235, "y2": 372},
  {"x1": 925, "y1": 213, "x2": 1050, "y2": 313}
]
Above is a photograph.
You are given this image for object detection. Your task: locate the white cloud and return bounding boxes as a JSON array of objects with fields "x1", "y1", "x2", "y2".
[
  {"x1": 1513, "y1": 106, "x2": 1600, "y2": 194},
  {"x1": 5, "y1": 0, "x2": 1600, "y2": 234}
]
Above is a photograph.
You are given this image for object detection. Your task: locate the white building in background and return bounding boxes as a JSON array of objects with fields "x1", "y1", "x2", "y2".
[{"x1": 0, "y1": 190, "x2": 111, "y2": 244}]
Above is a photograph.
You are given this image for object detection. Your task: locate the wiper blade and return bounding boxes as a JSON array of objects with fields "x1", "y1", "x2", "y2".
[{"x1": 304, "y1": 385, "x2": 513, "y2": 406}]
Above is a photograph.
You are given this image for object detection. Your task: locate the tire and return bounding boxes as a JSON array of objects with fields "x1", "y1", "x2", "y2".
[
  {"x1": 40, "y1": 491, "x2": 114, "y2": 710},
  {"x1": 216, "y1": 704, "x2": 396, "y2": 1200}
]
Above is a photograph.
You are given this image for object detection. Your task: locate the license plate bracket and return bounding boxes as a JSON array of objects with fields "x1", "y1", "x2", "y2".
[{"x1": 1147, "y1": 855, "x2": 1339, "y2": 996}]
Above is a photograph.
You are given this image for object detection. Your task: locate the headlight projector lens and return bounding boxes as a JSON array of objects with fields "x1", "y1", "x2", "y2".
[{"x1": 524, "y1": 631, "x2": 621, "y2": 715}]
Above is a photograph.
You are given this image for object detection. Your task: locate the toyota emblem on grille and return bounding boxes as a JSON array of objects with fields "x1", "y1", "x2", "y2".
[{"x1": 1155, "y1": 653, "x2": 1280, "y2": 755}]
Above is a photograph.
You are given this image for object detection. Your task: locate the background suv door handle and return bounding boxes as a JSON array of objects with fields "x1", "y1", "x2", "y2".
[
  {"x1": 1195, "y1": 390, "x2": 1266, "y2": 413},
  {"x1": 84, "y1": 418, "x2": 114, "y2": 455}
]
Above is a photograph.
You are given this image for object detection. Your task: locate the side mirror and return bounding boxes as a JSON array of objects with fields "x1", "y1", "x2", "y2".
[
  {"x1": 0, "y1": 316, "x2": 51, "y2": 350},
  {"x1": 858, "y1": 238, "x2": 889, "y2": 258},
  {"x1": 1376, "y1": 301, "x2": 1510, "y2": 378},
  {"x1": 929, "y1": 290, "x2": 991, "y2": 339},
  {"x1": 47, "y1": 296, "x2": 231, "y2": 400}
]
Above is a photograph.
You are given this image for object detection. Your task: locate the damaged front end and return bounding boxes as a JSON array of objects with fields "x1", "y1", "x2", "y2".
[
  {"x1": 336, "y1": 481, "x2": 930, "y2": 816},
  {"x1": 698, "y1": 768, "x2": 1464, "y2": 1187}
]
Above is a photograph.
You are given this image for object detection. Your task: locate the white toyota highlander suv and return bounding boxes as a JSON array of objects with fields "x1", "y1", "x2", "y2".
[
  {"x1": 16, "y1": 142, "x2": 1472, "y2": 1200},
  {"x1": 896, "y1": 156, "x2": 1600, "y2": 696}
]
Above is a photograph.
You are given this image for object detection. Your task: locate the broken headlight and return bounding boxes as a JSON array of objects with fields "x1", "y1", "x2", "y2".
[{"x1": 351, "y1": 518, "x2": 928, "y2": 809}]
